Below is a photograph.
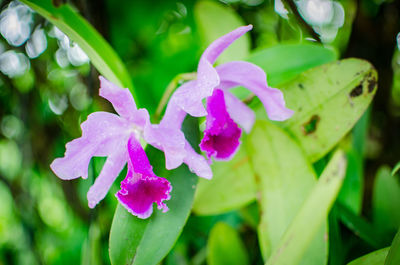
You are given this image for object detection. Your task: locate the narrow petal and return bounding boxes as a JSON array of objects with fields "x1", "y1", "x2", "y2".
[
  {"x1": 199, "y1": 89, "x2": 242, "y2": 160},
  {"x1": 173, "y1": 26, "x2": 253, "y2": 117},
  {"x1": 50, "y1": 138, "x2": 96, "y2": 180},
  {"x1": 116, "y1": 136, "x2": 172, "y2": 219},
  {"x1": 144, "y1": 124, "x2": 186, "y2": 170},
  {"x1": 171, "y1": 80, "x2": 208, "y2": 117},
  {"x1": 159, "y1": 94, "x2": 212, "y2": 178},
  {"x1": 216, "y1": 61, "x2": 294, "y2": 121},
  {"x1": 50, "y1": 112, "x2": 130, "y2": 180},
  {"x1": 223, "y1": 91, "x2": 255, "y2": 133},
  {"x1": 160, "y1": 99, "x2": 189, "y2": 129},
  {"x1": 99, "y1": 76, "x2": 137, "y2": 120},
  {"x1": 196, "y1": 25, "x2": 253, "y2": 98},
  {"x1": 183, "y1": 141, "x2": 212, "y2": 179},
  {"x1": 199, "y1": 25, "x2": 253, "y2": 67},
  {"x1": 87, "y1": 148, "x2": 127, "y2": 208},
  {"x1": 81, "y1": 112, "x2": 132, "y2": 156},
  {"x1": 147, "y1": 100, "x2": 187, "y2": 170}
]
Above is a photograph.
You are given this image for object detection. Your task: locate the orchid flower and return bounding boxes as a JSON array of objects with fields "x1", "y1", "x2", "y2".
[
  {"x1": 156, "y1": 25, "x2": 293, "y2": 163},
  {"x1": 50, "y1": 25, "x2": 293, "y2": 219},
  {"x1": 51, "y1": 77, "x2": 173, "y2": 219}
]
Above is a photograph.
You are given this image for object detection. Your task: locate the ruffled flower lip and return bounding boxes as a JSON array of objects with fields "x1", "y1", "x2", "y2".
[
  {"x1": 199, "y1": 89, "x2": 242, "y2": 161},
  {"x1": 116, "y1": 173, "x2": 172, "y2": 219},
  {"x1": 116, "y1": 135, "x2": 172, "y2": 219}
]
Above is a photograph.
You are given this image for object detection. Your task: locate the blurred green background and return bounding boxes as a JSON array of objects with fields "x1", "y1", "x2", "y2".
[{"x1": 0, "y1": 0, "x2": 399, "y2": 264}]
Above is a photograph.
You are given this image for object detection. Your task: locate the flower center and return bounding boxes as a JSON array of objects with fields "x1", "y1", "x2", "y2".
[{"x1": 131, "y1": 124, "x2": 143, "y2": 141}]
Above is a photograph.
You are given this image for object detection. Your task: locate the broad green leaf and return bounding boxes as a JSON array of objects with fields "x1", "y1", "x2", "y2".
[
  {"x1": 273, "y1": 58, "x2": 378, "y2": 162},
  {"x1": 20, "y1": 0, "x2": 134, "y2": 97},
  {"x1": 109, "y1": 163, "x2": 197, "y2": 265},
  {"x1": 385, "y1": 228, "x2": 400, "y2": 265},
  {"x1": 193, "y1": 144, "x2": 256, "y2": 215},
  {"x1": 194, "y1": 0, "x2": 250, "y2": 64},
  {"x1": 248, "y1": 44, "x2": 338, "y2": 87},
  {"x1": 266, "y1": 149, "x2": 347, "y2": 265},
  {"x1": 207, "y1": 222, "x2": 249, "y2": 265},
  {"x1": 247, "y1": 121, "x2": 327, "y2": 265},
  {"x1": 347, "y1": 248, "x2": 389, "y2": 265},
  {"x1": 372, "y1": 166, "x2": 400, "y2": 234}
]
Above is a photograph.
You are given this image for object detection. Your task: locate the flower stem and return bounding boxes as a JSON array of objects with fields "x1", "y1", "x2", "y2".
[
  {"x1": 281, "y1": 0, "x2": 321, "y2": 42},
  {"x1": 154, "y1": 72, "x2": 197, "y2": 121}
]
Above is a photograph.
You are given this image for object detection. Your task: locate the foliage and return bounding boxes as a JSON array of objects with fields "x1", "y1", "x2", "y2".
[{"x1": 0, "y1": 0, "x2": 399, "y2": 265}]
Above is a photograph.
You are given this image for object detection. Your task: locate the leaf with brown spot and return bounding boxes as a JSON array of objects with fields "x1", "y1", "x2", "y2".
[
  {"x1": 302, "y1": 115, "x2": 320, "y2": 135},
  {"x1": 256, "y1": 58, "x2": 378, "y2": 162},
  {"x1": 350, "y1": 84, "x2": 363, "y2": 97}
]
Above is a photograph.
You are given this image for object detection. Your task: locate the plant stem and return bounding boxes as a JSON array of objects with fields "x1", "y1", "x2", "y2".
[
  {"x1": 154, "y1": 72, "x2": 197, "y2": 121},
  {"x1": 282, "y1": 0, "x2": 321, "y2": 42}
]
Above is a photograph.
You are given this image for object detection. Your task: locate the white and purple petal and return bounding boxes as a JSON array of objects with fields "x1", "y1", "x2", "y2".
[
  {"x1": 171, "y1": 80, "x2": 209, "y2": 117},
  {"x1": 144, "y1": 124, "x2": 186, "y2": 170},
  {"x1": 160, "y1": 99, "x2": 190, "y2": 130},
  {"x1": 223, "y1": 90, "x2": 255, "y2": 133},
  {"x1": 87, "y1": 148, "x2": 127, "y2": 208},
  {"x1": 50, "y1": 111, "x2": 131, "y2": 180},
  {"x1": 216, "y1": 61, "x2": 294, "y2": 121},
  {"x1": 156, "y1": 100, "x2": 213, "y2": 178},
  {"x1": 199, "y1": 25, "x2": 253, "y2": 67},
  {"x1": 116, "y1": 136, "x2": 172, "y2": 219},
  {"x1": 173, "y1": 25, "x2": 253, "y2": 117},
  {"x1": 183, "y1": 141, "x2": 213, "y2": 179},
  {"x1": 199, "y1": 89, "x2": 242, "y2": 160},
  {"x1": 99, "y1": 76, "x2": 137, "y2": 120},
  {"x1": 50, "y1": 138, "x2": 96, "y2": 180}
]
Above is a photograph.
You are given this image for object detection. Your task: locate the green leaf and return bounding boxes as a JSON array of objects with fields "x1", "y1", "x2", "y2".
[
  {"x1": 385, "y1": 228, "x2": 400, "y2": 265},
  {"x1": 194, "y1": 0, "x2": 250, "y2": 64},
  {"x1": 247, "y1": 121, "x2": 327, "y2": 265},
  {"x1": 335, "y1": 202, "x2": 387, "y2": 248},
  {"x1": 109, "y1": 162, "x2": 197, "y2": 265},
  {"x1": 352, "y1": 108, "x2": 371, "y2": 156},
  {"x1": 328, "y1": 208, "x2": 344, "y2": 265},
  {"x1": 266, "y1": 149, "x2": 347, "y2": 265},
  {"x1": 81, "y1": 223, "x2": 102, "y2": 265},
  {"x1": 207, "y1": 222, "x2": 249, "y2": 265},
  {"x1": 20, "y1": 0, "x2": 134, "y2": 97},
  {"x1": 274, "y1": 58, "x2": 377, "y2": 162},
  {"x1": 247, "y1": 43, "x2": 338, "y2": 87},
  {"x1": 347, "y1": 248, "x2": 389, "y2": 265},
  {"x1": 193, "y1": 143, "x2": 256, "y2": 215},
  {"x1": 338, "y1": 150, "x2": 363, "y2": 215},
  {"x1": 392, "y1": 162, "x2": 400, "y2": 176},
  {"x1": 372, "y1": 166, "x2": 400, "y2": 234}
]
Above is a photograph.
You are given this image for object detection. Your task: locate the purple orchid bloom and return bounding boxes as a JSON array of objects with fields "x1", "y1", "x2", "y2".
[
  {"x1": 51, "y1": 77, "x2": 173, "y2": 218},
  {"x1": 116, "y1": 136, "x2": 171, "y2": 219},
  {"x1": 159, "y1": 25, "x2": 293, "y2": 163}
]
